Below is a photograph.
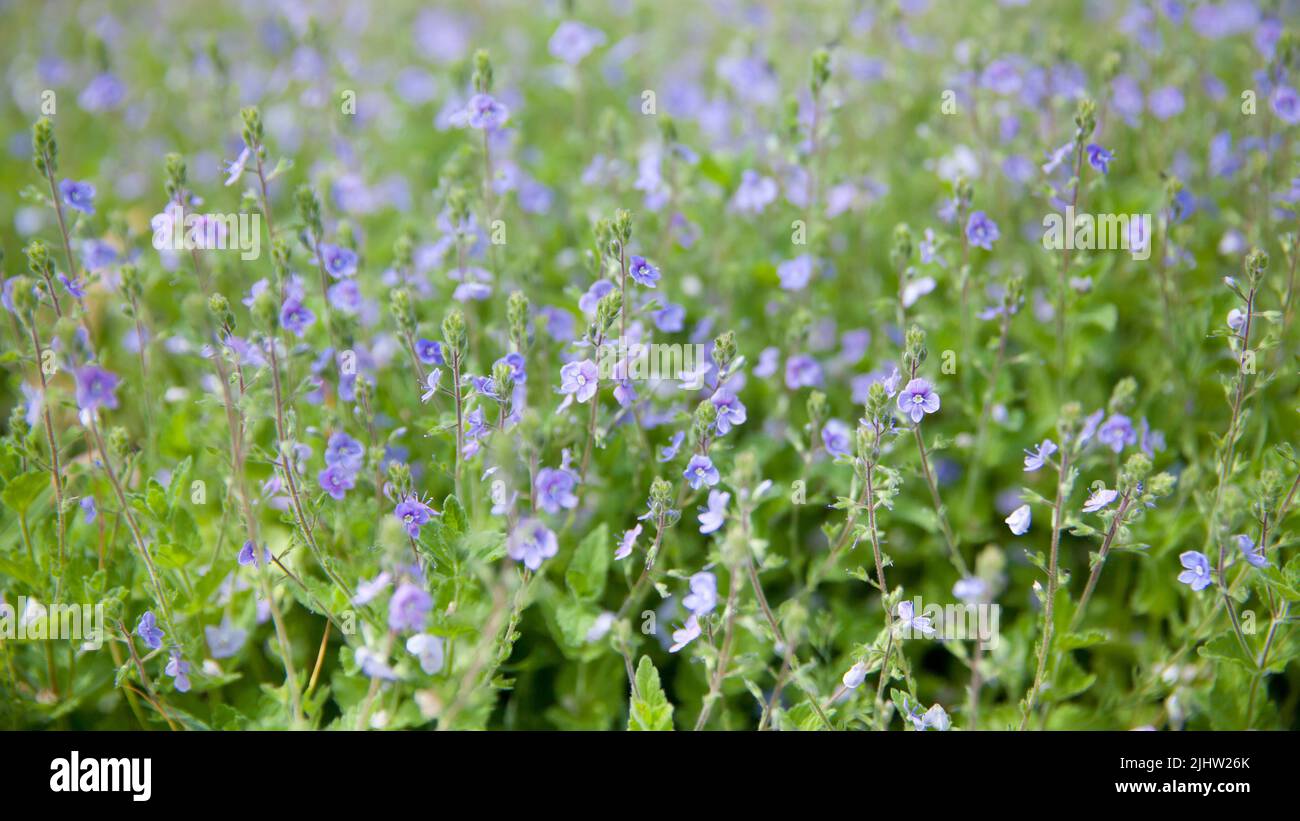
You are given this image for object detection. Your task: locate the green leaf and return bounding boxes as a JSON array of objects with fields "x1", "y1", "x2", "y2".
[
  {"x1": 1, "y1": 472, "x2": 49, "y2": 516},
  {"x1": 628, "y1": 656, "x2": 674, "y2": 731},
  {"x1": 565, "y1": 523, "x2": 610, "y2": 602},
  {"x1": 442, "y1": 495, "x2": 467, "y2": 536}
]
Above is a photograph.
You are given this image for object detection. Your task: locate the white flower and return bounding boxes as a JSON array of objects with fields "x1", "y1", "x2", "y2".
[
  {"x1": 1005, "y1": 504, "x2": 1031, "y2": 536},
  {"x1": 842, "y1": 661, "x2": 868, "y2": 689},
  {"x1": 406, "y1": 634, "x2": 445, "y2": 675}
]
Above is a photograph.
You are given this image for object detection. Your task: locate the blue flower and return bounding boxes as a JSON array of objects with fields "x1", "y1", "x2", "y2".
[
  {"x1": 821, "y1": 419, "x2": 852, "y2": 458},
  {"x1": 1236, "y1": 534, "x2": 1269, "y2": 568},
  {"x1": 205, "y1": 616, "x2": 248, "y2": 659},
  {"x1": 135, "y1": 610, "x2": 164, "y2": 650},
  {"x1": 1085, "y1": 143, "x2": 1114, "y2": 174},
  {"x1": 388, "y1": 582, "x2": 433, "y2": 632},
  {"x1": 1082, "y1": 487, "x2": 1118, "y2": 513},
  {"x1": 897, "y1": 378, "x2": 940, "y2": 424},
  {"x1": 59, "y1": 179, "x2": 96, "y2": 215},
  {"x1": 1177, "y1": 551, "x2": 1213, "y2": 591},
  {"x1": 1023, "y1": 439, "x2": 1057, "y2": 471},
  {"x1": 684, "y1": 454, "x2": 720, "y2": 490},
  {"x1": 319, "y1": 243, "x2": 358, "y2": 278},
  {"x1": 965, "y1": 211, "x2": 1000, "y2": 250},
  {"x1": 698, "y1": 490, "x2": 729, "y2": 534},
  {"x1": 165, "y1": 650, "x2": 191, "y2": 692},
  {"x1": 1005, "y1": 504, "x2": 1031, "y2": 535},
  {"x1": 628, "y1": 255, "x2": 660, "y2": 287},
  {"x1": 416, "y1": 338, "x2": 445, "y2": 365},
  {"x1": 506, "y1": 518, "x2": 559, "y2": 570}
]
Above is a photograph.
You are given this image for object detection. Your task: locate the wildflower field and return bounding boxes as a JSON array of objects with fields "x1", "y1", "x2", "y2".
[{"x1": 1, "y1": 0, "x2": 1299, "y2": 733}]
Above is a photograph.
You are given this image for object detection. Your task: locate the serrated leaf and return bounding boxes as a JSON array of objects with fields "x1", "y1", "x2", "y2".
[
  {"x1": 1, "y1": 471, "x2": 48, "y2": 516},
  {"x1": 629, "y1": 655, "x2": 674, "y2": 731},
  {"x1": 565, "y1": 523, "x2": 610, "y2": 602}
]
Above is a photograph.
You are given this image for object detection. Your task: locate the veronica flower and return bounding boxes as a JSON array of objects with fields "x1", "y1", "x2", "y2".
[
  {"x1": 460, "y1": 93, "x2": 509, "y2": 130},
  {"x1": 165, "y1": 650, "x2": 191, "y2": 693},
  {"x1": 754, "y1": 347, "x2": 780, "y2": 378},
  {"x1": 1085, "y1": 143, "x2": 1114, "y2": 174},
  {"x1": 58, "y1": 272, "x2": 87, "y2": 298},
  {"x1": 416, "y1": 338, "x2": 445, "y2": 365},
  {"x1": 821, "y1": 419, "x2": 852, "y2": 458},
  {"x1": 1236, "y1": 534, "x2": 1269, "y2": 569},
  {"x1": 682, "y1": 571, "x2": 719, "y2": 615},
  {"x1": 352, "y1": 572, "x2": 392, "y2": 606},
  {"x1": 420, "y1": 369, "x2": 443, "y2": 403},
  {"x1": 669, "y1": 614, "x2": 701, "y2": 653},
  {"x1": 325, "y1": 432, "x2": 365, "y2": 473},
  {"x1": 698, "y1": 490, "x2": 729, "y2": 534},
  {"x1": 223, "y1": 146, "x2": 251, "y2": 186},
  {"x1": 731, "y1": 170, "x2": 778, "y2": 214},
  {"x1": 318, "y1": 463, "x2": 357, "y2": 500},
  {"x1": 388, "y1": 583, "x2": 432, "y2": 632},
  {"x1": 842, "y1": 661, "x2": 868, "y2": 689},
  {"x1": 1177, "y1": 551, "x2": 1213, "y2": 591},
  {"x1": 135, "y1": 611, "x2": 164, "y2": 650},
  {"x1": 356, "y1": 647, "x2": 399, "y2": 681},
  {"x1": 507, "y1": 518, "x2": 559, "y2": 570},
  {"x1": 395, "y1": 495, "x2": 437, "y2": 538},
  {"x1": 628, "y1": 255, "x2": 660, "y2": 287},
  {"x1": 897, "y1": 378, "x2": 940, "y2": 423},
  {"x1": 205, "y1": 616, "x2": 248, "y2": 659},
  {"x1": 407, "y1": 634, "x2": 446, "y2": 675},
  {"x1": 1272, "y1": 86, "x2": 1299, "y2": 125},
  {"x1": 684, "y1": 454, "x2": 720, "y2": 490},
  {"x1": 910, "y1": 703, "x2": 951, "y2": 731},
  {"x1": 59, "y1": 179, "x2": 96, "y2": 215},
  {"x1": 658, "y1": 430, "x2": 685, "y2": 462},
  {"x1": 615, "y1": 524, "x2": 641, "y2": 560},
  {"x1": 965, "y1": 211, "x2": 1000, "y2": 250},
  {"x1": 319, "y1": 243, "x2": 358, "y2": 278},
  {"x1": 895, "y1": 600, "x2": 936, "y2": 637},
  {"x1": 559, "y1": 359, "x2": 599, "y2": 404},
  {"x1": 75, "y1": 365, "x2": 121, "y2": 412},
  {"x1": 652, "y1": 303, "x2": 686, "y2": 332},
  {"x1": 710, "y1": 388, "x2": 747, "y2": 434},
  {"x1": 327, "y1": 279, "x2": 363, "y2": 314},
  {"x1": 536, "y1": 465, "x2": 580, "y2": 514},
  {"x1": 280, "y1": 298, "x2": 316, "y2": 337},
  {"x1": 238, "y1": 539, "x2": 272, "y2": 567},
  {"x1": 80, "y1": 497, "x2": 97, "y2": 524},
  {"x1": 784, "y1": 354, "x2": 823, "y2": 389},
  {"x1": 1023, "y1": 439, "x2": 1057, "y2": 471},
  {"x1": 462, "y1": 408, "x2": 491, "y2": 457},
  {"x1": 778, "y1": 255, "x2": 815, "y2": 291},
  {"x1": 1082, "y1": 487, "x2": 1118, "y2": 513},
  {"x1": 952, "y1": 576, "x2": 989, "y2": 604},
  {"x1": 549, "y1": 21, "x2": 606, "y2": 64},
  {"x1": 1096, "y1": 414, "x2": 1136, "y2": 453},
  {"x1": 1006, "y1": 504, "x2": 1031, "y2": 535}
]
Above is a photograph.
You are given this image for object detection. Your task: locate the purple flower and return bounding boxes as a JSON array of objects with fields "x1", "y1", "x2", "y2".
[
  {"x1": 755, "y1": 347, "x2": 780, "y2": 378},
  {"x1": 58, "y1": 273, "x2": 87, "y2": 299},
  {"x1": 822, "y1": 419, "x2": 852, "y2": 458},
  {"x1": 784, "y1": 354, "x2": 823, "y2": 390},
  {"x1": 965, "y1": 211, "x2": 1000, "y2": 250},
  {"x1": 897, "y1": 378, "x2": 940, "y2": 423},
  {"x1": 325, "y1": 432, "x2": 365, "y2": 473},
  {"x1": 895, "y1": 600, "x2": 936, "y2": 637},
  {"x1": 462, "y1": 408, "x2": 492, "y2": 457},
  {"x1": 327, "y1": 279, "x2": 363, "y2": 314},
  {"x1": 74, "y1": 365, "x2": 121, "y2": 412},
  {"x1": 536, "y1": 466, "x2": 579, "y2": 514},
  {"x1": 1005, "y1": 504, "x2": 1031, "y2": 536},
  {"x1": 615, "y1": 524, "x2": 641, "y2": 560},
  {"x1": 1096, "y1": 413, "x2": 1136, "y2": 453},
  {"x1": 842, "y1": 661, "x2": 868, "y2": 689},
  {"x1": 165, "y1": 649, "x2": 191, "y2": 692},
  {"x1": 135, "y1": 611, "x2": 164, "y2": 650},
  {"x1": 953, "y1": 576, "x2": 989, "y2": 604},
  {"x1": 420, "y1": 369, "x2": 443, "y2": 403},
  {"x1": 1085, "y1": 144, "x2": 1114, "y2": 174},
  {"x1": 80, "y1": 496, "x2": 97, "y2": 524},
  {"x1": 238, "y1": 539, "x2": 272, "y2": 567},
  {"x1": 507, "y1": 517, "x2": 559, "y2": 570},
  {"x1": 395, "y1": 495, "x2": 437, "y2": 538},
  {"x1": 416, "y1": 338, "x2": 445, "y2": 365},
  {"x1": 407, "y1": 634, "x2": 445, "y2": 675},
  {"x1": 682, "y1": 571, "x2": 718, "y2": 615},
  {"x1": 352, "y1": 572, "x2": 392, "y2": 606},
  {"x1": 698, "y1": 490, "x2": 729, "y2": 534},
  {"x1": 78, "y1": 73, "x2": 125, "y2": 111},
  {"x1": 205, "y1": 616, "x2": 248, "y2": 659},
  {"x1": 280, "y1": 298, "x2": 316, "y2": 337},
  {"x1": 388, "y1": 582, "x2": 433, "y2": 632},
  {"x1": 1271, "y1": 86, "x2": 1299, "y2": 125},
  {"x1": 1082, "y1": 487, "x2": 1119, "y2": 513},
  {"x1": 658, "y1": 430, "x2": 685, "y2": 462},
  {"x1": 710, "y1": 388, "x2": 747, "y2": 434},
  {"x1": 1177, "y1": 551, "x2": 1213, "y2": 591},
  {"x1": 318, "y1": 463, "x2": 357, "y2": 500},
  {"x1": 319, "y1": 243, "x2": 358, "y2": 278},
  {"x1": 1236, "y1": 534, "x2": 1269, "y2": 569},
  {"x1": 549, "y1": 21, "x2": 606, "y2": 64},
  {"x1": 684, "y1": 454, "x2": 720, "y2": 490},
  {"x1": 1023, "y1": 439, "x2": 1057, "y2": 471},
  {"x1": 559, "y1": 359, "x2": 599, "y2": 404},
  {"x1": 59, "y1": 179, "x2": 96, "y2": 215},
  {"x1": 356, "y1": 647, "x2": 398, "y2": 681},
  {"x1": 223, "y1": 146, "x2": 251, "y2": 186},
  {"x1": 731, "y1": 170, "x2": 778, "y2": 214},
  {"x1": 778, "y1": 255, "x2": 815, "y2": 291},
  {"x1": 462, "y1": 93, "x2": 509, "y2": 130},
  {"x1": 628, "y1": 255, "x2": 660, "y2": 288},
  {"x1": 1149, "y1": 86, "x2": 1185, "y2": 120},
  {"x1": 669, "y1": 614, "x2": 701, "y2": 653}
]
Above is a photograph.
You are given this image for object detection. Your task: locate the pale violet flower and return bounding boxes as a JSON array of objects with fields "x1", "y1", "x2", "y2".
[
  {"x1": 669, "y1": 614, "x2": 701, "y2": 652},
  {"x1": 682, "y1": 571, "x2": 718, "y2": 616},
  {"x1": 406, "y1": 634, "x2": 445, "y2": 675},
  {"x1": 1177, "y1": 551, "x2": 1213, "y2": 592},
  {"x1": 1082, "y1": 487, "x2": 1119, "y2": 513},
  {"x1": 698, "y1": 490, "x2": 729, "y2": 534},
  {"x1": 895, "y1": 599, "x2": 936, "y2": 637},
  {"x1": 842, "y1": 661, "x2": 868, "y2": 689},
  {"x1": 1006, "y1": 504, "x2": 1031, "y2": 535},
  {"x1": 615, "y1": 524, "x2": 641, "y2": 560}
]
